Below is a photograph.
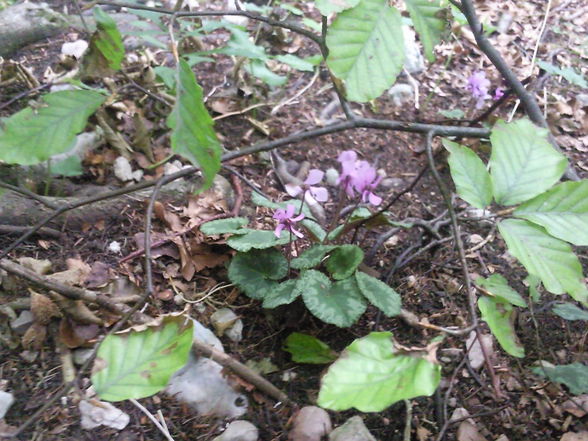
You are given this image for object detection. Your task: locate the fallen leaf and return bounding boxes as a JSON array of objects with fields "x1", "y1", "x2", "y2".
[
  {"x1": 60, "y1": 317, "x2": 100, "y2": 348},
  {"x1": 457, "y1": 421, "x2": 488, "y2": 441},
  {"x1": 22, "y1": 322, "x2": 47, "y2": 350},
  {"x1": 17, "y1": 257, "x2": 52, "y2": 275},
  {"x1": 30, "y1": 290, "x2": 62, "y2": 325},
  {"x1": 49, "y1": 292, "x2": 103, "y2": 325},
  {"x1": 47, "y1": 259, "x2": 91, "y2": 286},
  {"x1": 561, "y1": 432, "x2": 588, "y2": 441},
  {"x1": 562, "y1": 395, "x2": 588, "y2": 417},
  {"x1": 466, "y1": 331, "x2": 494, "y2": 370},
  {"x1": 79, "y1": 399, "x2": 130, "y2": 430},
  {"x1": 86, "y1": 262, "x2": 112, "y2": 289},
  {"x1": 288, "y1": 406, "x2": 332, "y2": 441},
  {"x1": 154, "y1": 201, "x2": 184, "y2": 232}
]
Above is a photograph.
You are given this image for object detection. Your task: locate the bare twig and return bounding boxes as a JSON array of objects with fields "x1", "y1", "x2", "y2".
[
  {"x1": 0, "y1": 181, "x2": 60, "y2": 209},
  {"x1": 130, "y1": 399, "x2": 175, "y2": 441}
]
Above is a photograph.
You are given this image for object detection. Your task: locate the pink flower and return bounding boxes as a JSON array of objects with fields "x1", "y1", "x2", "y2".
[
  {"x1": 336, "y1": 150, "x2": 382, "y2": 206},
  {"x1": 467, "y1": 71, "x2": 491, "y2": 108},
  {"x1": 273, "y1": 204, "x2": 305, "y2": 238},
  {"x1": 285, "y1": 169, "x2": 328, "y2": 202},
  {"x1": 493, "y1": 87, "x2": 504, "y2": 100}
]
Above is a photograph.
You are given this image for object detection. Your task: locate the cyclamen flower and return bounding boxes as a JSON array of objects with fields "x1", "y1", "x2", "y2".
[
  {"x1": 336, "y1": 150, "x2": 382, "y2": 206},
  {"x1": 273, "y1": 204, "x2": 305, "y2": 238},
  {"x1": 285, "y1": 169, "x2": 328, "y2": 202},
  {"x1": 493, "y1": 87, "x2": 505, "y2": 100},
  {"x1": 467, "y1": 71, "x2": 491, "y2": 109}
]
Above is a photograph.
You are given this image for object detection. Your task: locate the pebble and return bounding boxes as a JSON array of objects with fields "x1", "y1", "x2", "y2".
[
  {"x1": 210, "y1": 308, "x2": 243, "y2": 342},
  {"x1": 10, "y1": 310, "x2": 33, "y2": 335},
  {"x1": 113, "y1": 156, "x2": 134, "y2": 182},
  {"x1": 402, "y1": 26, "x2": 425, "y2": 74},
  {"x1": 387, "y1": 83, "x2": 414, "y2": 106},
  {"x1": 329, "y1": 416, "x2": 376, "y2": 441},
  {"x1": 325, "y1": 168, "x2": 340, "y2": 187},
  {"x1": 73, "y1": 348, "x2": 95, "y2": 366},
  {"x1": 213, "y1": 420, "x2": 258, "y2": 441},
  {"x1": 0, "y1": 390, "x2": 15, "y2": 419}
]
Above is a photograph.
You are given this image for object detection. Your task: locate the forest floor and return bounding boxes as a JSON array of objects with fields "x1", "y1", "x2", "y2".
[{"x1": 1, "y1": 0, "x2": 588, "y2": 440}]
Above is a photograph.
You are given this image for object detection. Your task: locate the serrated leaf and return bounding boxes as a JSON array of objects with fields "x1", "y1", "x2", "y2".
[
  {"x1": 498, "y1": 219, "x2": 588, "y2": 303},
  {"x1": 227, "y1": 229, "x2": 292, "y2": 252},
  {"x1": 514, "y1": 181, "x2": 588, "y2": 246},
  {"x1": 442, "y1": 139, "x2": 492, "y2": 209},
  {"x1": 318, "y1": 332, "x2": 441, "y2": 411},
  {"x1": 325, "y1": 245, "x2": 364, "y2": 280},
  {"x1": 300, "y1": 271, "x2": 366, "y2": 327},
  {"x1": 316, "y1": 0, "x2": 360, "y2": 15},
  {"x1": 537, "y1": 61, "x2": 587, "y2": 88},
  {"x1": 475, "y1": 274, "x2": 526, "y2": 307},
  {"x1": 91, "y1": 314, "x2": 193, "y2": 401},
  {"x1": 404, "y1": 0, "x2": 448, "y2": 62},
  {"x1": 533, "y1": 363, "x2": 588, "y2": 394},
  {"x1": 283, "y1": 332, "x2": 338, "y2": 364},
  {"x1": 0, "y1": 90, "x2": 106, "y2": 165},
  {"x1": 262, "y1": 279, "x2": 301, "y2": 308},
  {"x1": 552, "y1": 303, "x2": 588, "y2": 321},
  {"x1": 489, "y1": 119, "x2": 567, "y2": 206},
  {"x1": 167, "y1": 59, "x2": 221, "y2": 190},
  {"x1": 478, "y1": 296, "x2": 524, "y2": 358},
  {"x1": 200, "y1": 217, "x2": 249, "y2": 235},
  {"x1": 228, "y1": 249, "x2": 288, "y2": 299},
  {"x1": 355, "y1": 272, "x2": 401, "y2": 317},
  {"x1": 291, "y1": 245, "x2": 337, "y2": 270},
  {"x1": 92, "y1": 8, "x2": 124, "y2": 70},
  {"x1": 274, "y1": 54, "x2": 315, "y2": 72},
  {"x1": 326, "y1": 0, "x2": 405, "y2": 102}
]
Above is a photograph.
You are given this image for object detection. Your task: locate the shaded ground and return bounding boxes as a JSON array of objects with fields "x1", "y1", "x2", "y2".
[{"x1": 1, "y1": 0, "x2": 588, "y2": 440}]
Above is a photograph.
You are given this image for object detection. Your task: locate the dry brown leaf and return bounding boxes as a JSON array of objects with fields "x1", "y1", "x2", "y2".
[
  {"x1": 416, "y1": 426, "x2": 432, "y2": 441},
  {"x1": 30, "y1": 290, "x2": 61, "y2": 325},
  {"x1": 49, "y1": 292, "x2": 103, "y2": 325},
  {"x1": 17, "y1": 257, "x2": 52, "y2": 275},
  {"x1": 562, "y1": 395, "x2": 588, "y2": 417},
  {"x1": 86, "y1": 262, "x2": 112, "y2": 289},
  {"x1": 47, "y1": 258, "x2": 91, "y2": 286},
  {"x1": 561, "y1": 432, "x2": 588, "y2": 441},
  {"x1": 154, "y1": 201, "x2": 184, "y2": 232},
  {"x1": 22, "y1": 322, "x2": 47, "y2": 350},
  {"x1": 288, "y1": 406, "x2": 332, "y2": 441},
  {"x1": 59, "y1": 317, "x2": 100, "y2": 348},
  {"x1": 457, "y1": 421, "x2": 488, "y2": 441}
]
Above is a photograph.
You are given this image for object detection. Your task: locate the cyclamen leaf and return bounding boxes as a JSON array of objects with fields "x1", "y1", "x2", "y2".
[
  {"x1": 498, "y1": 219, "x2": 588, "y2": 303},
  {"x1": 318, "y1": 332, "x2": 441, "y2": 411},
  {"x1": 262, "y1": 279, "x2": 301, "y2": 308},
  {"x1": 227, "y1": 229, "x2": 292, "y2": 252},
  {"x1": 442, "y1": 139, "x2": 492, "y2": 209},
  {"x1": 291, "y1": 245, "x2": 337, "y2": 270},
  {"x1": 489, "y1": 119, "x2": 567, "y2": 206},
  {"x1": 91, "y1": 314, "x2": 193, "y2": 401},
  {"x1": 475, "y1": 274, "x2": 526, "y2": 307},
  {"x1": 228, "y1": 249, "x2": 288, "y2": 300},
  {"x1": 514, "y1": 181, "x2": 588, "y2": 246},
  {"x1": 325, "y1": 245, "x2": 364, "y2": 280},
  {"x1": 167, "y1": 59, "x2": 221, "y2": 190},
  {"x1": 552, "y1": 303, "x2": 588, "y2": 321},
  {"x1": 200, "y1": 217, "x2": 249, "y2": 235},
  {"x1": 404, "y1": 0, "x2": 449, "y2": 62},
  {"x1": 300, "y1": 271, "x2": 366, "y2": 327},
  {"x1": 326, "y1": 0, "x2": 405, "y2": 102},
  {"x1": 478, "y1": 296, "x2": 524, "y2": 358},
  {"x1": 537, "y1": 61, "x2": 587, "y2": 88},
  {"x1": 355, "y1": 272, "x2": 401, "y2": 317},
  {"x1": 283, "y1": 332, "x2": 338, "y2": 364},
  {"x1": 0, "y1": 90, "x2": 106, "y2": 165},
  {"x1": 533, "y1": 363, "x2": 588, "y2": 395}
]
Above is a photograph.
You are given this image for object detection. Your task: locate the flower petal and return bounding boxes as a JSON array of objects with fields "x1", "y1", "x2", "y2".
[
  {"x1": 291, "y1": 213, "x2": 305, "y2": 222},
  {"x1": 285, "y1": 184, "x2": 302, "y2": 197},
  {"x1": 368, "y1": 192, "x2": 382, "y2": 206},
  {"x1": 310, "y1": 186, "x2": 329, "y2": 202},
  {"x1": 275, "y1": 223, "x2": 285, "y2": 238},
  {"x1": 290, "y1": 226, "x2": 305, "y2": 238},
  {"x1": 273, "y1": 208, "x2": 286, "y2": 220},
  {"x1": 338, "y1": 150, "x2": 357, "y2": 164},
  {"x1": 305, "y1": 169, "x2": 324, "y2": 185},
  {"x1": 285, "y1": 204, "x2": 296, "y2": 218}
]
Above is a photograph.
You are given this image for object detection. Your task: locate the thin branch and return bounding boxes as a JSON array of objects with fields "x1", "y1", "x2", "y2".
[
  {"x1": 0, "y1": 181, "x2": 60, "y2": 209},
  {"x1": 95, "y1": 1, "x2": 323, "y2": 46},
  {"x1": 459, "y1": 0, "x2": 579, "y2": 181}
]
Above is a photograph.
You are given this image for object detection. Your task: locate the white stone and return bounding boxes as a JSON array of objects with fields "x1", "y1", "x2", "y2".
[
  {"x1": 0, "y1": 391, "x2": 15, "y2": 419},
  {"x1": 61, "y1": 40, "x2": 88, "y2": 59},
  {"x1": 113, "y1": 156, "x2": 134, "y2": 182},
  {"x1": 403, "y1": 26, "x2": 425, "y2": 74},
  {"x1": 325, "y1": 168, "x2": 340, "y2": 187},
  {"x1": 79, "y1": 399, "x2": 129, "y2": 430},
  {"x1": 387, "y1": 83, "x2": 414, "y2": 106},
  {"x1": 213, "y1": 420, "x2": 259, "y2": 441},
  {"x1": 329, "y1": 416, "x2": 375, "y2": 441}
]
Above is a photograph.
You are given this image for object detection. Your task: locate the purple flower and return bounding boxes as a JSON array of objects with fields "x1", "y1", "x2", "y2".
[
  {"x1": 467, "y1": 71, "x2": 491, "y2": 108},
  {"x1": 493, "y1": 87, "x2": 504, "y2": 100},
  {"x1": 285, "y1": 169, "x2": 328, "y2": 202},
  {"x1": 273, "y1": 204, "x2": 305, "y2": 238},
  {"x1": 336, "y1": 150, "x2": 382, "y2": 206}
]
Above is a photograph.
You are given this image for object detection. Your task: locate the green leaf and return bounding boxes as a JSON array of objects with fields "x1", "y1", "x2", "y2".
[
  {"x1": 475, "y1": 274, "x2": 526, "y2": 307},
  {"x1": 438, "y1": 109, "x2": 464, "y2": 119},
  {"x1": 200, "y1": 217, "x2": 249, "y2": 235},
  {"x1": 91, "y1": 314, "x2": 193, "y2": 401},
  {"x1": 442, "y1": 139, "x2": 492, "y2": 209},
  {"x1": 325, "y1": 245, "x2": 364, "y2": 280},
  {"x1": 300, "y1": 270, "x2": 367, "y2": 327},
  {"x1": 0, "y1": 90, "x2": 106, "y2": 165},
  {"x1": 525, "y1": 274, "x2": 542, "y2": 302},
  {"x1": 498, "y1": 219, "x2": 588, "y2": 303},
  {"x1": 92, "y1": 8, "x2": 125, "y2": 70},
  {"x1": 537, "y1": 61, "x2": 587, "y2": 88},
  {"x1": 283, "y1": 332, "x2": 338, "y2": 364},
  {"x1": 262, "y1": 279, "x2": 301, "y2": 308},
  {"x1": 316, "y1": 0, "x2": 360, "y2": 15},
  {"x1": 167, "y1": 60, "x2": 221, "y2": 190},
  {"x1": 404, "y1": 0, "x2": 448, "y2": 62},
  {"x1": 326, "y1": 0, "x2": 405, "y2": 102},
  {"x1": 489, "y1": 119, "x2": 567, "y2": 206},
  {"x1": 355, "y1": 272, "x2": 401, "y2": 317},
  {"x1": 552, "y1": 303, "x2": 588, "y2": 321},
  {"x1": 318, "y1": 332, "x2": 441, "y2": 411},
  {"x1": 50, "y1": 155, "x2": 84, "y2": 177},
  {"x1": 217, "y1": 26, "x2": 268, "y2": 60},
  {"x1": 533, "y1": 363, "x2": 588, "y2": 394},
  {"x1": 274, "y1": 54, "x2": 315, "y2": 72},
  {"x1": 514, "y1": 181, "x2": 588, "y2": 246},
  {"x1": 478, "y1": 296, "x2": 524, "y2": 358},
  {"x1": 291, "y1": 245, "x2": 337, "y2": 270},
  {"x1": 245, "y1": 60, "x2": 287, "y2": 87},
  {"x1": 227, "y1": 229, "x2": 292, "y2": 252},
  {"x1": 228, "y1": 249, "x2": 288, "y2": 299}
]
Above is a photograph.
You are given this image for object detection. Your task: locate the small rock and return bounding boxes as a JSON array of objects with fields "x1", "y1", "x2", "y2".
[
  {"x1": 213, "y1": 420, "x2": 258, "y2": 441},
  {"x1": 289, "y1": 406, "x2": 332, "y2": 441},
  {"x1": 17, "y1": 257, "x2": 52, "y2": 275},
  {"x1": 387, "y1": 83, "x2": 414, "y2": 106},
  {"x1": 496, "y1": 12, "x2": 513, "y2": 34},
  {"x1": 402, "y1": 26, "x2": 425, "y2": 74},
  {"x1": 61, "y1": 40, "x2": 88, "y2": 59},
  {"x1": 210, "y1": 308, "x2": 243, "y2": 342},
  {"x1": 10, "y1": 310, "x2": 33, "y2": 335},
  {"x1": 329, "y1": 416, "x2": 375, "y2": 441},
  {"x1": 19, "y1": 350, "x2": 38, "y2": 363},
  {"x1": 113, "y1": 156, "x2": 134, "y2": 182},
  {"x1": 73, "y1": 348, "x2": 95, "y2": 366},
  {"x1": 212, "y1": 175, "x2": 235, "y2": 210},
  {"x1": 379, "y1": 177, "x2": 405, "y2": 191},
  {"x1": 79, "y1": 399, "x2": 130, "y2": 430},
  {"x1": 325, "y1": 168, "x2": 340, "y2": 187},
  {"x1": 131, "y1": 169, "x2": 144, "y2": 182},
  {"x1": 0, "y1": 391, "x2": 15, "y2": 419},
  {"x1": 466, "y1": 331, "x2": 494, "y2": 370},
  {"x1": 576, "y1": 94, "x2": 588, "y2": 108}
]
